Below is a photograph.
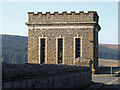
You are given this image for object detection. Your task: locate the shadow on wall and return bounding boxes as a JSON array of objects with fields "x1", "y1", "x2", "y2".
[{"x1": 2, "y1": 62, "x2": 92, "y2": 88}]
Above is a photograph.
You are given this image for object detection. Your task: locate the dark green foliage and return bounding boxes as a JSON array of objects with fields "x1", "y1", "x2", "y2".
[
  {"x1": 2, "y1": 35, "x2": 28, "y2": 64},
  {"x1": 2, "y1": 34, "x2": 119, "y2": 64}
]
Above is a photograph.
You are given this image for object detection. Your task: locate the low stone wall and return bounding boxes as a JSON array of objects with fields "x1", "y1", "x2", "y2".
[
  {"x1": 74, "y1": 57, "x2": 91, "y2": 66},
  {"x1": 2, "y1": 63, "x2": 91, "y2": 88}
]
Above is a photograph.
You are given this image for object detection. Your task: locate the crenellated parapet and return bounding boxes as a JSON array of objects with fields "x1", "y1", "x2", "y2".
[{"x1": 26, "y1": 11, "x2": 99, "y2": 26}]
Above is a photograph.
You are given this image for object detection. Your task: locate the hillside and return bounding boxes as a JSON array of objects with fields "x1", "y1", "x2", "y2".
[
  {"x1": 98, "y1": 44, "x2": 119, "y2": 60},
  {"x1": 2, "y1": 34, "x2": 119, "y2": 64},
  {"x1": 2, "y1": 35, "x2": 28, "y2": 64},
  {"x1": 100, "y1": 44, "x2": 120, "y2": 51}
]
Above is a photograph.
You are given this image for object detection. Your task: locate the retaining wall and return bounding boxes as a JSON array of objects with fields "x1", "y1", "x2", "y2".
[{"x1": 2, "y1": 63, "x2": 91, "y2": 88}]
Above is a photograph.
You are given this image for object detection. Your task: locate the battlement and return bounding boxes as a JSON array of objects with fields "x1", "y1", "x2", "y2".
[
  {"x1": 28, "y1": 11, "x2": 97, "y2": 15},
  {"x1": 26, "y1": 11, "x2": 99, "y2": 25}
]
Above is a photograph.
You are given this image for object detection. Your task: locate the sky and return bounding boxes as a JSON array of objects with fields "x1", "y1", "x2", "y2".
[{"x1": 1, "y1": 2, "x2": 118, "y2": 44}]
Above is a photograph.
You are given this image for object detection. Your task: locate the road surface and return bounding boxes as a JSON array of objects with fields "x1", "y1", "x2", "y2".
[
  {"x1": 100, "y1": 77, "x2": 120, "y2": 89},
  {"x1": 92, "y1": 75, "x2": 120, "y2": 89}
]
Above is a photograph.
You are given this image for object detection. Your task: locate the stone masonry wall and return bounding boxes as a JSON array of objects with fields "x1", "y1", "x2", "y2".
[
  {"x1": 28, "y1": 26, "x2": 94, "y2": 65},
  {"x1": 27, "y1": 11, "x2": 99, "y2": 24},
  {"x1": 93, "y1": 28, "x2": 99, "y2": 72},
  {"x1": 2, "y1": 63, "x2": 91, "y2": 88},
  {"x1": 3, "y1": 71, "x2": 91, "y2": 88},
  {"x1": 26, "y1": 11, "x2": 101, "y2": 73}
]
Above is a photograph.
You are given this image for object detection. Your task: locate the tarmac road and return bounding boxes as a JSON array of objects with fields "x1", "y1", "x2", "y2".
[
  {"x1": 92, "y1": 75, "x2": 118, "y2": 84},
  {"x1": 100, "y1": 77, "x2": 120, "y2": 89},
  {"x1": 92, "y1": 75, "x2": 120, "y2": 89}
]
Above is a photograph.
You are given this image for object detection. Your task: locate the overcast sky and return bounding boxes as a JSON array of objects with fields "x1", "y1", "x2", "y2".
[{"x1": 1, "y1": 2, "x2": 118, "y2": 44}]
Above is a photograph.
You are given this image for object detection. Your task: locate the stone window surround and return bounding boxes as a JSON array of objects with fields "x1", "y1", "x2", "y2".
[
  {"x1": 73, "y1": 36, "x2": 82, "y2": 64},
  {"x1": 38, "y1": 35, "x2": 82, "y2": 65},
  {"x1": 38, "y1": 36, "x2": 47, "y2": 64},
  {"x1": 56, "y1": 35, "x2": 65, "y2": 64}
]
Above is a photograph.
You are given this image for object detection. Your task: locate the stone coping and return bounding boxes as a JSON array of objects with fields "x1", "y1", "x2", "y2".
[{"x1": 2, "y1": 62, "x2": 90, "y2": 81}]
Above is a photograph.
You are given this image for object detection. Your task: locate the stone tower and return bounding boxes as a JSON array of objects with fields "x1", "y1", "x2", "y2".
[{"x1": 25, "y1": 11, "x2": 101, "y2": 74}]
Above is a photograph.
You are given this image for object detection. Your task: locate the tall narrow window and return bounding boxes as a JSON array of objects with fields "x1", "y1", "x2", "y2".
[
  {"x1": 75, "y1": 38, "x2": 81, "y2": 58},
  {"x1": 40, "y1": 38, "x2": 45, "y2": 64},
  {"x1": 58, "y1": 38, "x2": 63, "y2": 64}
]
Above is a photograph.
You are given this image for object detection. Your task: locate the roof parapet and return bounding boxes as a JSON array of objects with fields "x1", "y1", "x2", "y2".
[
  {"x1": 28, "y1": 12, "x2": 34, "y2": 14},
  {"x1": 88, "y1": 11, "x2": 97, "y2": 13},
  {"x1": 28, "y1": 11, "x2": 97, "y2": 15},
  {"x1": 71, "y1": 11, "x2": 75, "y2": 15},
  {"x1": 26, "y1": 11, "x2": 100, "y2": 30},
  {"x1": 54, "y1": 12, "x2": 59, "y2": 15},
  {"x1": 37, "y1": 12, "x2": 42, "y2": 14},
  {"x1": 46, "y1": 12, "x2": 50, "y2": 15}
]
